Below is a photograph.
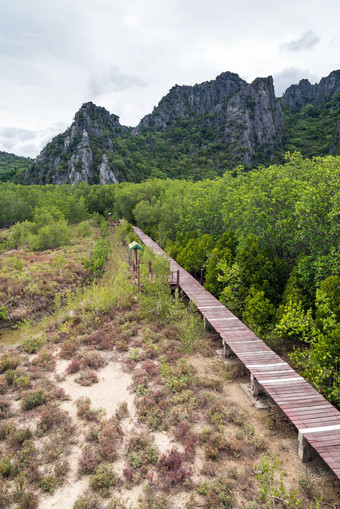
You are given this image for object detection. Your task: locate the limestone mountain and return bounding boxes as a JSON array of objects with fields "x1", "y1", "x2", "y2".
[
  {"x1": 21, "y1": 68, "x2": 340, "y2": 184},
  {"x1": 281, "y1": 70, "x2": 340, "y2": 156},
  {"x1": 25, "y1": 102, "x2": 131, "y2": 185},
  {"x1": 282, "y1": 70, "x2": 340, "y2": 111},
  {"x1": 134, "y1": 72, "x2": 284, "y2": 169},
  {"x1": 134, "y1": 71, "x2": 247, "y2": 130}
]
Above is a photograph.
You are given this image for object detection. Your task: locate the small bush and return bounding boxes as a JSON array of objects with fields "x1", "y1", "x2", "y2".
[
  {"x1": 125, "y1": 433, "x2": 158, "y2": 484},
  {"x1": 89, "y1": 465, "x2": 117, "y2": 497},
  {"x1": 14, "y1": 375, "x2": 31, "y2": 391},
  {"x1": 0, "y1": 421, "x2": 15, "y2": 440},
  {"x1": 81, "y1": 351, "x2": 106, "y2": 370},
  {"x1": 78, "y1": 446, "x2": 101, "y2": 475},
  {"x1": 4, "y1": 369, "x2": 15, "y2": 385},
  {"x1": 54, "y1": 459, "x2": 70, "y2": 484},
  {"x1": 199, "y1": 428, "x2": 230, "y2": 460},
  {"x1": 157, "y1": 449, "x2": 191, "y2": 486},
  {"x1": 173, "y1": 422, "x2": 197, "y2": 457},
  {"x1": 0, "y1": 354, "x2": 20, "y2": 373},
  {"x1": 83, "y1": 238, "x2": 110, "y2": 276},
  {"x1": 76, "y1": 397, "x2": 105, "y2": 422},
  {"x1": 40, "y1": 474, "x2": 56, "y2": 493},
  {"x1": 32, "y1": 350, "x2": 56, "y2": 371},
  {"x1": 66, "y1": 358, "x2": 82, "y2": 374},
  {"x1": 23, "y1": 335, "x2": 46, "y2": 354},
  {"x1": 18, "y1": 490, "x2": 38, "y2": 509},
  {"x1": 73, "y1": 491, "x2": 101, "y2": 509},
  {"x1": 115, "y1": 401, "x2": 129, "y2": 420},
  {"x1": 30, "y1": 220, "x2": 72, "y2": 251},
  {"x1": 37, "y1": 405, "x2": 70, "y2": 435},
  {"x1": 21, "y1": 390, "x2": 47, "y2": 411},
  {"x1": 97, "y1": 418, "x2": 123, "y2": 462},
  {"x1": 8, "y1": 220, "x2": 36, "y2": 249},
  {"x1": 77, "y1": 221, "x2": 92, "y2": 238},
  {"x1": 59, "y1": 340, "x2": 78, "y2": 360},
  {"x1": 75, "y1": 370, "x2": 98, "y2": 386},
  {"x1": 160, "y1": 358, "x2": 195, "y2": 393},
  {"x1": 0, "y1": 306, "x2": 8, "y2": 320},
  {"x1": 9, "y1": 428, "x2": 32, "y2": 448},
  {"x1": 0, "y1": 398, "x2": 9, "y2": 419},
  {"x1": 197, "y1": 478, "x2": 234, "y2": 508},
  {"x1": 0, "y1": 456, "x2": 15, "y2": 478}
]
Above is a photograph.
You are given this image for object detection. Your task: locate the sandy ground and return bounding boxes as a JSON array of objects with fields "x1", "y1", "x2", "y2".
[
  {"x1": 38, "y1": 357, "x2": 136, "y2": 509},
  {"x1": 35, "y1": 343, "x2": 340, "y2": 509},
  {"x1": 56, "y1": 358, "x2": 136, "y2": 421}
]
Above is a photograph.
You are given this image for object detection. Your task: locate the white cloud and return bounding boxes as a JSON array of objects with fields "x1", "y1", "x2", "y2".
[
  {"x1": 0, "y1": 0, "x2": 339, "y2": 157},
  {"x1": 281, "y1": 31, "x2": 320, "y2": 52},
  {"x1": 0, "y1": 123, "x2": 68, "y2": 158},
  {"x1": 88, "y1": 66, "x2": 146, "y2": 97}
]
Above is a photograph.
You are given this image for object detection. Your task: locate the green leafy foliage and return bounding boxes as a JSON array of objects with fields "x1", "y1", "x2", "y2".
[
  {"x1": 0, "y1": 151, "x2": 32, "y2": 183},
  {"x1": 83, "y1": 237, "x2": 110, "y2": 276},
  {"x1": 282, "y1": 95, "x2": 340, "y2": 157}
]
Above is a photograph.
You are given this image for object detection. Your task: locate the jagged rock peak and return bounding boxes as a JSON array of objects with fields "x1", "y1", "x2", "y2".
[
  {"x1": 73, "y1": 102, "x2": 123, "y2": 136},
  {"x1": 134, "y1": 71, "x2": 247, "y2": 132},
  {"x1": 282, "y1": 70, "x2": 340, "y2": 111},
  {"x1": 25, "y1": 102, "x2": 127, "y2": 185},
  {"x1": 223, "y1": 76, "x2": 284, "y2": 165}
]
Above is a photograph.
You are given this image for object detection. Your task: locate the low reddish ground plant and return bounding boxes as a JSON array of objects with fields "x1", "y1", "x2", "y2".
[
  {"x1": 156, "y1": 449, "x2": 191, "y2": 487},
  {"x1": 75, "y1": 370, "x2": 99, "y2": 386},
  {"x1": 66, "y1": 358, "x2": 82, "y2": 374},
  {"x1": 78, "y1": 446, "x2": 101, "y2": 475}
]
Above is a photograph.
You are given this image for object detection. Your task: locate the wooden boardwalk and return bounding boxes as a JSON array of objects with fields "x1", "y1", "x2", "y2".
[{"x1": 133, "y1": 226, "x2": 340, "y2": 479}]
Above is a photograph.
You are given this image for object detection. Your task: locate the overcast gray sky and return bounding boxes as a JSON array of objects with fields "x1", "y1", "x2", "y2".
[{"x1": 0, "y1": 0, "x2": 339, "y2": 157}]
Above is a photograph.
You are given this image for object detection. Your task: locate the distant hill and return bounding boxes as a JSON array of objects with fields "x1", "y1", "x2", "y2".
[
  {"x1": 18, "y1": 69, "x2": 340, "y2": 184},
  {"x1": 0, "y1": 151, "x2": 32, "y2": 183},
  {"x1": 281, "y1": 70, "x2": 340, "y2": 156}
]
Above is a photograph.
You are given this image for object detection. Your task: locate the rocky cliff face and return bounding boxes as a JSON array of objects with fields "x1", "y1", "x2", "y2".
[
  {"x1": 281, "y1": 70, "x2": 340, "y2": 111},
  {"x1": 136, "y1": 73, "x2": 284, "y2": 167},
  {"x1": 26, "y1": 102, "x2": 128, "y2": 185},
  {"x1": 220, "y1": 76, "x2": 284, "y2": 164},
  {"x1": 25, "y1": 69, "x2": 340, "y2": 185},
  {"x1": 134, "y1": 71, "x2": 247, "y2": 132}
]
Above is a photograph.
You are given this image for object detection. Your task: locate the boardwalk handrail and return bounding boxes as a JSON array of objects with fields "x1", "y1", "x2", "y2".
[{"x1": 132, "y1": 225, "x2": 340, "y2": 480}]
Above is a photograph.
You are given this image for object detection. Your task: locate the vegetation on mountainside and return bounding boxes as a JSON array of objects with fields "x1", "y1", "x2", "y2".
[
  {"x1": 0, "y1": 152, "x2": 339, "y2": 406},
  {"x1": 282, "y1": 94, "x2": 340, "y2": 157},
  {"x1": 0, "y1": 151, "x2": 32, "y2": 183},
  {"x1": 2, "y1": 86, "x2": 340, "y2": 184},
  {"x1": 0, "y1": 223, "x2": 334, "y2": 508}
]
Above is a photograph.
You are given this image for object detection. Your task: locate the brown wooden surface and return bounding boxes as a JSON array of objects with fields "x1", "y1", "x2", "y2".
[{"x1": 132, "y1": 226, "x2": 340, "y2": 479}]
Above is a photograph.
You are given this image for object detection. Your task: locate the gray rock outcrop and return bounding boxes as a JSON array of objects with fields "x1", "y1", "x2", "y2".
[
  {"x1": 134, "y1": 71, "x2": 247, "y2": 132},
  {"x1": 282, "y1": 70, "x2": 340, "y2": 111},
  {"x1": 26, "y1": 102, "x2": 126, "y2": 185}
]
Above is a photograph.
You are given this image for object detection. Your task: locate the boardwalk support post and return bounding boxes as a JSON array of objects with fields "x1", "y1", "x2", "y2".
[
  {"x1": 250, "y1": 373, "x2": 261, "y2": 397},
  {"x1": 298, "y1": 432, "x2": 313, "y2": 462},
  {"x1": 223, "y1": 340, "x2": 232, "y2": 358}
]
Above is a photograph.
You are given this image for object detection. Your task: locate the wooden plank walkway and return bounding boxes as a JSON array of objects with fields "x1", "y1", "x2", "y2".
[{"x1": 132, "y1": 226, "x2": 340, "y2": 479}]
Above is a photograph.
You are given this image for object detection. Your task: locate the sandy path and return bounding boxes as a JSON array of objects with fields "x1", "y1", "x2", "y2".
[
  {"x1": 38, "y1": 358, "x2": 136, "y2": 509},
  {"x1": 58, "y1": 360, "x2": 136, "y2": 420}
]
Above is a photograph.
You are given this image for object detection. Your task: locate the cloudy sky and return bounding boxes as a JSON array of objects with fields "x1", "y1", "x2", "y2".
[{"x1": 0, "y1": 0, "x2": 339, "y2": 157}]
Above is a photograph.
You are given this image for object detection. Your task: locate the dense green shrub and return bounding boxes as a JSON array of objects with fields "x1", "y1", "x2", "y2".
[
  {"x1": 83, "y1": 238, "x2": 110, "y2": 276},
  {"x1": 21, "y1": 390, "x2": 47, "y2": 410},
  {"x1": 29, "y1": 220, "x2": 72, "y2": 251}
]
